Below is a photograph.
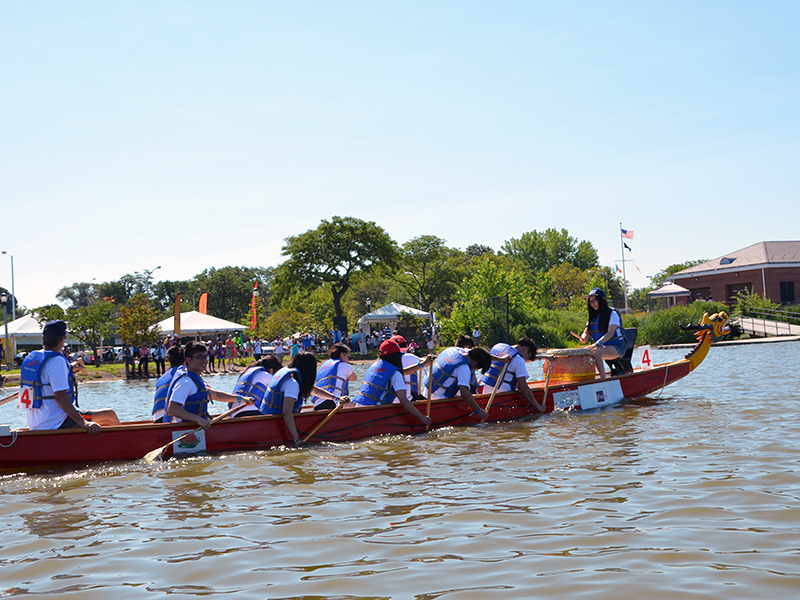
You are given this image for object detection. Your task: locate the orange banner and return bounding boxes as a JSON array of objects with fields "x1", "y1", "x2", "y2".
[
  {"x1": 174, "y1": 293, "x2": 182, "y2": 340},
  {"x1": 198, "y1": 292, "x2": 208, "y2": 315}
]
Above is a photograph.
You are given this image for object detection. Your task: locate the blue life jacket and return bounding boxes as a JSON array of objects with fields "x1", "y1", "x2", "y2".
[
  {"x1": 311, "y1": 359, "x2": 350, "y2": 404},
  {"x1": 588, "y1": 309, "x2": 627, "y2": 349},
  {"x1": 152, "y1": 365, "x2": 181, "y2": 416},
  {"x1": 352, "y1": 360, "x2": 401, "y2": 406},
  {"x1": 19, "y1": 350, "x2": 76, "y2": 409},
  {"x1": 428, "y1": 347, "x2": 471, "y2": 398},
  {"x1": 164, "y1": 367, "x2": 209, "y2": 423},
  {"x1": 481, "y1": 343, "x2": 522, "y2": 390},
  {"x1": 257, "y1": 367, "x2": 303, "y2": 416},
  {"x1": 233, "y1": 366, "x2": 270, "y2": 403}
]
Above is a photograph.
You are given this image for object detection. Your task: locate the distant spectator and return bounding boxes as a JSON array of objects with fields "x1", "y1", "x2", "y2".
[{"x1": 138, "y1": 344, "x2": 150, "y2": 377}]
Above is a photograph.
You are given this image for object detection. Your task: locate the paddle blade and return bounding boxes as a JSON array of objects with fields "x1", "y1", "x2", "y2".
[{"x1": 144, "y1": 447, "x2": 167, "y2": 463}]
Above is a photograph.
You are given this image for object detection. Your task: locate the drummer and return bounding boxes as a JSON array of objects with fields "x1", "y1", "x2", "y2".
[
  {"x1": 572, "y1": 287, "x2": 627, "y2": 379},
  {"x1": 480, "y1": 338, "x2": 545, "y2": 413}
]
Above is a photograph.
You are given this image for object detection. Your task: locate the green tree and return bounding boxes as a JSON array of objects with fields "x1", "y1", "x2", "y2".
[
  {"x1": 465, "y1": 244, "x2": 494, "y2": 259},
  {"x1": 191, "y1": 266, "x2": 273, "y2": 323},
  {"x1": 273, "y1": 216, "x2": 399, "y2": 325},
  {"x1": 396, "y1": 235, "x2": 466, "y2": 312},
  {"x1": 118, "y1": 294, "x2": 161, "y2": 347},
  {"x1": 502, "y1": 228, "x2": 599, "y2": 273},
  {"x1": 650, "y1": 260, "x2": 707, "y2": 288},
  {"x1": 56, "y1": 281, "x2": 98, "y2": 308},
  {"x1": 547, "y1": 263, "x2": 591, "y2": 309},
  {"x1": 36, "y1": 301, "x2": 117, "y2": 365}
]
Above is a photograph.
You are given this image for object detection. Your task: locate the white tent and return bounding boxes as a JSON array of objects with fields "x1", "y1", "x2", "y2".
[
  {"x1": 357, "y1": 302, "x2": 432, "y2": 328},
  {"x1": 647, "y1": 282, "x2": 692, "y2": 307},
  {"x1": 3, "y1": 313, "x2": 46, "y2": 339},
  {"x1": 156, "y1": 311, "x2": 247, "y2": 337}
]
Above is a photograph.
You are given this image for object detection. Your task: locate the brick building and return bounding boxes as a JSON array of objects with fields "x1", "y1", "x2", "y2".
[{"x1": 668, "y1": 241, "x2": 800, "y2": 305}]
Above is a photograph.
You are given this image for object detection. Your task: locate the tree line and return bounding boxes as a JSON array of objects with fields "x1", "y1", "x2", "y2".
[{"x1": 12, "y1": 216, "x2": 703, "y2": 361}]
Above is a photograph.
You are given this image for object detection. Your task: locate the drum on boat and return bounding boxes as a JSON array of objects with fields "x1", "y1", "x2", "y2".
[{"x1": 543, "y1": 348, "x2": 596, "y2": 383}]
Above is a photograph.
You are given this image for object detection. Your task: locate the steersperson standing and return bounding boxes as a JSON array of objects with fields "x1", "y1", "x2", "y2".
[
  {"x1": 480, "y1": 337, "x2": 545, "y2": 413},
  {"x1": 571, "y1": 287, "x2": 627, "y2": 379},
  {"x1": 19, "y1": 320, "x2": 120, "y2": 433},
  {"x1": 165, "y1": 341, "x2": 254, "y2": 428}
]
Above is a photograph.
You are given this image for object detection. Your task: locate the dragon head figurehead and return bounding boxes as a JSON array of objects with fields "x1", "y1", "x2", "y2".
[{"x1": 683, "y1": 311, "x2": 730, "y2": 370}]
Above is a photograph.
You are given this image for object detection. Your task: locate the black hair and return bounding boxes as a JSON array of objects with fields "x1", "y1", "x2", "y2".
[
  {"x1": 253, "y1": 355, "x2": 282, "y2": 374},
  {"x1": 587, "y1": 295, "x2": 613, "y2": 332},
  {"x1": 42, "y1": 332, "x2": 64, "y2": 349},
  {"x1": 167, "y1": 346, "x2": 185, "y2": 368},
  {"x1": 467, "y1": 347, "x2": 492, "y2": 372},
  {"x1": 456, "y1": 334, "x2": 474, "y2": 348},
  {"x1": 515, "y1": 337, "x2": 538, "y2": 360},
  {"x1": 184, "y1": 340, "x2": 206, "y2": 360},
  {"x1": 287, "y1": 351, "x2": 317, "y2": 399},
  {"x1": 330, "y1": 342, "x2": 350, "y2": 360},
  {"x1": 380, "y1": 351, "x2": 404, "y2": 371}
]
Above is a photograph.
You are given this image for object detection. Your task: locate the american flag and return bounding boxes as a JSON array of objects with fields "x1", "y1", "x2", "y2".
[{"x1": 621, "y1": 228, "x2": 634, "y2": 239}]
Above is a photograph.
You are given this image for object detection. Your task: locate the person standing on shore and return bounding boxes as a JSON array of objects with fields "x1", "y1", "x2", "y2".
[{"x1": 152, "y1": 340, "x2": 167, "y2": 377}]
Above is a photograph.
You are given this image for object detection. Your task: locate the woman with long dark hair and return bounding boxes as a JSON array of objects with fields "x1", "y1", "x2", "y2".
[
  {"x1": 574, "y1": 287, "x2": 627, "y2": 379},
  {"x1": 254, "y1": 351, "x2": 343, "y2": 444}
]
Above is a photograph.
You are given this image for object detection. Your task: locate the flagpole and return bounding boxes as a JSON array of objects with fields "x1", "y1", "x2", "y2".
[{"x1": 620, "y1": 223, "x2": 628, "y2": 312}]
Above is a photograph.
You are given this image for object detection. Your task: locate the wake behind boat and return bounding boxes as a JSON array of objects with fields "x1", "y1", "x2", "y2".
[{"x1": 0, "y1": 312, "x2": 730, "y2": 471}]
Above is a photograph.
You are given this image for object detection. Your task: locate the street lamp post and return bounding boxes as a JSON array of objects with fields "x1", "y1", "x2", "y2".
[
  {"x1": 2, "y1": 251, "x2": 15, "y2": 321},
  {"x1": 1, "y1": 292, "x2": 10, "y2": 369}
]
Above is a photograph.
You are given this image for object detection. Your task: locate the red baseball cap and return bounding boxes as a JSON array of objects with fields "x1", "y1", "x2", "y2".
[{"x1": 379, "y1": 339, "x2": 402, "y2": 356}]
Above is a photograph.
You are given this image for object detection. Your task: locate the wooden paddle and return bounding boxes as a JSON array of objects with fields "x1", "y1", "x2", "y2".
[
  {"x1": 300, "y1": 400, "x2": 345, "y2": 445},
  {"x1": 482, "y1": 362, "x2": 509, "y2": 416},
  {"x1": 144, "y1": 404, "x2": 243, "y2": 463},
  {"x1": 538, "y1": 357, "x2": 553, "y2": 413},
  {"x1": 0, "y1": 391, "x2": 19, "y2": 408},
  {"x1": 425, "y1": 360, "x2": 433, "y2": 432}
]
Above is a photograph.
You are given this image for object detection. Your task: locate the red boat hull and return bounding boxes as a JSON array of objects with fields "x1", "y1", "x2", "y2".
[{"x1": 0, "y1": 359, "x2": 691, "y2": 470}]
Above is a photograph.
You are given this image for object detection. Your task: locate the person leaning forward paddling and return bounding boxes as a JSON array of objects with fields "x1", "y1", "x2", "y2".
[
  {"x1": 19, "y1": 319, "x2": 120, "y2": 433},
  {"x1": 252, "y1": 351, "x2": 344, "y2": 445},
  {"x1": 426, "y1": 345, "x2": 493, "y2": 422},
  {"x1": 165, "y1": 340, "x2": 255, "y2": 429},
  {"x1": 350, "y1": 339, "x2": 432, "y2": 427},
  {"x1": 480, "y1": 337, "x2": 545, "y2": 413}
]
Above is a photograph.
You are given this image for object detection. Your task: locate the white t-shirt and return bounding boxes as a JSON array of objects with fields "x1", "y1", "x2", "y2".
[
  {"x1": 481, "y1": 354, "x2": 528, "y2": 394},
  {"x1": 167, "y1": 371, "x2": 207, "y2": 422},
  {"x1": 276, "y1": 376, "x2": 300, "y2": 406},
  {"x1": 430, "y1": 363, "x2": 472, "y2": 399},
  {"x1": 25, "y1": 354, "x2": 71, "y2": 430},
  {"x1": 401, "y1": 353, "x2": 422, "y2": 397}
]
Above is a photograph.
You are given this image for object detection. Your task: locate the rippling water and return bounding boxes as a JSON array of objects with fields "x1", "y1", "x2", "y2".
[{"x1": 2, "y1": 342, "x2": 799, "y2": 598}]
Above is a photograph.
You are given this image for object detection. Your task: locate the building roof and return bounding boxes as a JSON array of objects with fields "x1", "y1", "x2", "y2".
[{"x1": 670, "y1": 241, "x2": 800, "y2": 279}]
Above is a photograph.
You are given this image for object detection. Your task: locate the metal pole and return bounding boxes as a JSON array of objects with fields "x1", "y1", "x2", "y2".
[
  {"x1": 620, "y1": 223, "x2": 628, "y2": 312},
  {"x1": 2, "y1": 299, "x2": 9, "y2": 369},
  {"x1": 2, "y1": 252, "x2": 14, "y2": 321}
]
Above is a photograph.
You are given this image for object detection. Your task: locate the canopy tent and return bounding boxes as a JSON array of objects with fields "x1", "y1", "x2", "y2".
[
  {"x1": 156, "y1": 311, "x2": 246, "y2": 337},
  {"x1": 356, "y1": 302, "x2": 433, "y2": 329},
  {"x1": 3, "y1": 313, "x2": 46, "y2": 339},
  {"x1": 647, "y1": 282, "x2": 691, "y2": 307}
]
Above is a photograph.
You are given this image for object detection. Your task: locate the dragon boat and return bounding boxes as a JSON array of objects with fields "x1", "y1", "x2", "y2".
[{"x1": 0, "y1": 312, "x2": 730, "y2": 471}]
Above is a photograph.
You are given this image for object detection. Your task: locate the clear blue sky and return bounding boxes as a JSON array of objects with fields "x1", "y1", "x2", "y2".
[{"x1": 2, "y1": 1, "x2": 799, "y2": 310}]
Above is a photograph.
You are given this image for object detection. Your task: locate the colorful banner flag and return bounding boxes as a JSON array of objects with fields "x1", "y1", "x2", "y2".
[
  {"x1": 616, "y1": 264, "x2": 623, "y2": 274},
  {"x1": 174, "y1": 293, "x2": 182, "y2": 340},
  {"x1": 634, "y1": 263, "x2": 642, "y2": 274},
  {"x1": 250, "y1": 282, "x2": 258, "y2": 330},
  {"x1": 198, "y1": 292, "x2": 208, "y2": 315},
  {"x1": 621, "y1": 228, "x2": 634, "y2": 240}
]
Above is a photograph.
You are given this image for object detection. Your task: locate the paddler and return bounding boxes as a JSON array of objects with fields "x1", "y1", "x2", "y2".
[
  {"x1": 18, "y1": 319, "x2": 120, "y2": 433},
  {"x1": 228, "y1": 355, "x2": 282, "y2": 418},
  {"x1": 426, "y1": 345, "x2": 493, "y2": 421},
  {"x1": 311, "y1": 342, "x2": 357, "y2": 410},
  {"x1": 165, "y1": 341, "x2": 255, "y2": 428},
  {"x1": 151, "y1": 345, "x2": 185, "y2": 423},
  {"x1": 253, "y1": 351, "x2": 343, "y2": 445},
  {"x1": 480, "y1": 337, "x2": 545, "y2": 413},
  {"x1": 350, "y1": 339, "x2": 432, "y2": 427},
  {"x1": 390, "y1": 335, "x2": 435, "y2": 400}
]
